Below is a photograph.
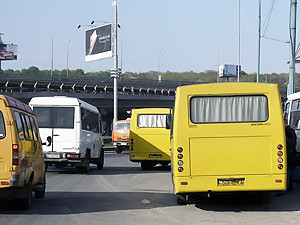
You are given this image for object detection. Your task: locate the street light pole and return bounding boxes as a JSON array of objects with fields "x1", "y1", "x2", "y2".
[
  {"x1": 288, "y1": 0, "x2": 297, "y2": 95},
  {"x1": 112, "y1": 1, "x2": 119, "y2": 128},
  {"x1": 257, "y1": 0, "x2": 261, "y2": 83},
  {"x1": 237, "y1": 0, "x2": 241, "y2": 82}
]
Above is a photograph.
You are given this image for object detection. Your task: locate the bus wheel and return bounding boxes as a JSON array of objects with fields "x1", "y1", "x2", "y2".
[
  {"x1": 21, "y1": 179, "x2": 33, "y2": 210},
  {"x1": 116, "y1": 146, "x2": 123, "y2": 154},
  {"x1": 35, "y1": 175, "x2": 46, "y2": 199},
  {"x1": 97, "y1": 149, "x2": 104, "y2": 170},
  {"x1": 177, "y1": 194, "x2": 188, "y2": 205},
  {"x1": 141, "y1": 161, "x2": 153, "y2": 170}
]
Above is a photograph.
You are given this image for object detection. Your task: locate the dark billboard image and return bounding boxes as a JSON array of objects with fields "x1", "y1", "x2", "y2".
[{"x1": 85, "y1": 23, "x2": 113, "y2": 62}]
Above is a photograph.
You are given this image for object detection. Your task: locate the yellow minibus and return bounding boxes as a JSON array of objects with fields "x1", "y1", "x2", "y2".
[
  {"x1": 169, "y1": 83, "x2": 286, "y2": 204},
  {"x1": 129, "y1": 108, "x2": 171, "y2": 170},
  {"x1": 0, "y1": 95, "x2": 46, "y2": 209}
]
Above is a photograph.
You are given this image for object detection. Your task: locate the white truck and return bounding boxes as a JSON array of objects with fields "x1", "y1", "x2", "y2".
[{"x1": 29, "y1": 96, "x2": 104, "y2": 173}]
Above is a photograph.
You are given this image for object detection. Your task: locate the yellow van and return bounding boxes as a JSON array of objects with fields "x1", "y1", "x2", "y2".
[
  {"x1": 129, "y1": 108, "x2": 171, "y2": 170},
  {"x1": 169, "y1": 83, "x2": 286, "y2": 204},
  {"x1": 0, "y1": 95, "x2": 46, "y2": 209}
]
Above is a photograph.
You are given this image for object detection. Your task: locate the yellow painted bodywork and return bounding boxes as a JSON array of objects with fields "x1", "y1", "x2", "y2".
[
  {"x1": 0, "y1": 95, "x2": 45, "y2": 189},
  {"x1": 129, "y1": 108, "x2": 171, "y2": 162},
  {"x1": 171, "y1": 83, "x2": 286, "y2": 195}
]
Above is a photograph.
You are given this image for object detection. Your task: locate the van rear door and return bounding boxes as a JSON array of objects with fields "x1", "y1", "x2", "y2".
[{"x1": 0, "y1": 99, "x2": 13, "y2": 180}]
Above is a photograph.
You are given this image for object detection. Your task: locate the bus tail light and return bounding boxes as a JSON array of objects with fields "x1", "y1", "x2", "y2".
[
  {"x1": 278, "y1": 164, "x2": 283, "y2": 170},
  {"x1": 177, "y1": 147, "x2": 183, "y2": 153},
  {"x1": 275, "y1": 179, "x2": 282, "y2": 183},
  {"x1": 177, "y1": 154, "x2": 183, "y2": 159},
  {"x1": 178, "y1": 160, "x2": 183, "y2": 166},
  {"x1": 277, "y1": 144, "x2": 283, "y2": 150},
  {"x1": 181, "y1": 182, "x2": 188, "y2": 185},
  {"x1": 12, "y1": 144, "x2": 19, "y2": 165},
  {"x1": 130, "y1": 139, "x2": 134, "y2": 151},
  {"x1": 178, "y1": 167, "x2": 184, "y2": 172},
  {"x1": 277, "y1": 151, "x2": 283, "y2": 156}
]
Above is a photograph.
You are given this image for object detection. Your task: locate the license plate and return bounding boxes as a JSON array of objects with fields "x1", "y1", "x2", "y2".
[
  {"x1": 149, "y1": 154, "x2": 162, "y2": 158},
  {"x1": 46, "y1": 153, "x2": 60, "y2": 159},
  {"x1": 217, "y1": 178, "x2": 245, "y2": 186}
]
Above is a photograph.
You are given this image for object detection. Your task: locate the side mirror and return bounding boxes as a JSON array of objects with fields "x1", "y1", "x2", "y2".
[
  {"x1": 166, "y1": 114, "x2": 171, "y2": 129},
  {"x1": 42, "y1": 136, "x2": 52, "y2": 146}
]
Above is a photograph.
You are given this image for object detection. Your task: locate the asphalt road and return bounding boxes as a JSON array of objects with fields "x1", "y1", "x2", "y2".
[{"x1": 1, "y1": 151, "x2": 300, "y2": 225}]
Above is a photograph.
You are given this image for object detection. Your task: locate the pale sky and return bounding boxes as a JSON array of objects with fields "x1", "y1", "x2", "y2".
[{"x1": 0, "y1": 0, "x2": 296, "y2": 74}]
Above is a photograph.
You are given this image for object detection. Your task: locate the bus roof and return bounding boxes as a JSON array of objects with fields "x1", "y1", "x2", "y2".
[
  {"x1": 1, "y1": 95, "x2": 33, "y2": 114},
  {"x1": 131, "y1": 108, "x2": 171, "y2": 114},
  {"x1": 287, "y1": 92, "x2": 300, "y2": 101},
  {"x1": 29, "y1": 96, "x2": 99, "y2": 114},
  {"x1": 177, "y1": 82, "x2": 279, "y2": 95}
]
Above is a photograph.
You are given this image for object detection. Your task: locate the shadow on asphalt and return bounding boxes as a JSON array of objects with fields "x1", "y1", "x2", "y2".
[
  {"x1": 0, "y1": 191, "x2": 177, "y2": 214},
  {"x1": 195, "y1": 181, "x2": 300, "y2": 212}
]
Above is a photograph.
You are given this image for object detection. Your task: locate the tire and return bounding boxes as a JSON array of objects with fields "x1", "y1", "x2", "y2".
[
  {"x1": 116, "y1": 146, "x2": 123, "y2": 154},
  {"x1": 35, "y1": 175, "x2": 46, "y2": 199},
  {"x1": 77, "y1": 152, "x2": 90, "y2": 173},
  {"x1": 97, "y1": 149, "x2": 104, "y2": 170},
  {"x1": 21, "y1": 179, "x2": 33, "y2": 210},
  {"x1": 177, "y1": 194, "x2": 188, "y2": 205}
]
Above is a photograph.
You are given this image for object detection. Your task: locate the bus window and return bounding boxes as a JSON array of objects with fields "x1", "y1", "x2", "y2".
[
  {"x1": 137, "y1": 114, "x2": 167, "y2": 128},
  {"x1": 190, "y1": 95, "x2": 268, "y2": 123}
]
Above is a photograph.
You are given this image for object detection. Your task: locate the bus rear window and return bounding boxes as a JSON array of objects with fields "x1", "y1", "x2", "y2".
[
  {"x1": 33, "y1": 107, "x2": 74, "y2": 128},
  {"x1": 137, "y1": 114, "x2": 167, "y2": 128},
  {"x1": 190, "y1": 95, "x2": 268, "y2": 123}
]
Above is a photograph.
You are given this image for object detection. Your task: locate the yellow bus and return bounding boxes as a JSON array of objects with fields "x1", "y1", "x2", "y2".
[
  {"x1": 169, "y1": 82, "x2": 286, "y2": 204},
  {"x1": 129, "y1": 108, "x2": 171, "y2": 170}
]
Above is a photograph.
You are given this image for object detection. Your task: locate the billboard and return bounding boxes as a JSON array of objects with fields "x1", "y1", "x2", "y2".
[
  {"x1": 85, "y1": 23, "x2": 113, "y2": 62},
  {"x1": 219, "y1": 64, "x2": 241, "y2": 78},
  {"x1": 0, "y1": 43, "x2": 18, "y2": 60}
]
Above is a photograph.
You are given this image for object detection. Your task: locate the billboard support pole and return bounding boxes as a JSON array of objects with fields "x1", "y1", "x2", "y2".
[{"x1": 112, "y1": 1, "x2": 119, "y2": 129}]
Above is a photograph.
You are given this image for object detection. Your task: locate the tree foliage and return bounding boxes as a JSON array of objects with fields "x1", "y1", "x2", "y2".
[{"x1": 1, "y1": 65, "x2": 298, "y2": 87}]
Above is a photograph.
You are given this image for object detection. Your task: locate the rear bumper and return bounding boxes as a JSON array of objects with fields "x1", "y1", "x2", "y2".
[
  {"x1": 44, "y1": 152, "x2": 83, "y2": 164},
  {"x1": 113, "y1": 142, "x2": 129, "y2": 147},
  {"x1": 130, "y1": 151, "x2": 171, "y2": 162},
  {"x1": 174, "y1": 174, "x2": 287, "y2": 194}
]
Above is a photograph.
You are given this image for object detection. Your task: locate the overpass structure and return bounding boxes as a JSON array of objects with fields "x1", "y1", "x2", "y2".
[
  {"x1": 0, "y1": 74, "x2": 294, "y2": 133},
  {"x1": 0, "y1": 75, "x2": 195, "y2": 133}
]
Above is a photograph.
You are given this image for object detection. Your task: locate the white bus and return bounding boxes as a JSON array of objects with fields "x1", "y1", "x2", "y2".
[
  {"x1": 284, "y1": 92, "x2": 300, "y2": 152},
  {"x1": 29, "y1": 96, "x2": 104, "y2": 173}
]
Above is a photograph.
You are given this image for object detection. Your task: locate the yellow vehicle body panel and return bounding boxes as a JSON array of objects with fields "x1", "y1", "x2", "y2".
[
  {"x1": 130, "y1": 108, "x2": 171, "y2": 162},
  {"x1": 171, "y1": 83, "x2": 286, "y2": 195}
]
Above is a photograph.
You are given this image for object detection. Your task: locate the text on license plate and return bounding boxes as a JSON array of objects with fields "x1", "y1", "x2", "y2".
[
  {"x1": 46, "y1": 154, "x2": 60, "y2": 159},
  {"x1": 217, "y1": 178, "x2": 245, "y2": 186}
]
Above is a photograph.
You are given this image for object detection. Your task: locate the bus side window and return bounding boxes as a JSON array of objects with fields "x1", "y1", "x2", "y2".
[
  {"x1": 30, "y1": 116, "x2": 39, "y2": 142},
  {"x1": 14, "y1": 111, "x2": 25, "y2": 140},
  {"x1": 21, "y1": 113, "x2": 29, "y2": 140},
  {"x1": 24, "y1": 115, "x2": 33, "y2": 140}
]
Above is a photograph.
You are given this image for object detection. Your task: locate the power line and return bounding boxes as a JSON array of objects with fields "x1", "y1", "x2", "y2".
[{"x1": 261, "y1": 0, "x2": 275, "y2": 36}]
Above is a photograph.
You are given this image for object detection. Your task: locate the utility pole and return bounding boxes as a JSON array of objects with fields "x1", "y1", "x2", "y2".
[
  {"x1": 288, "y1": 0, "x2": 297, "y2": 96},
  {"x1": 111, "y1": 1, "x2": 119, "y2": 128},
  {"x1": 257, "y1": 0, "x2": 262, "y2": 83}
]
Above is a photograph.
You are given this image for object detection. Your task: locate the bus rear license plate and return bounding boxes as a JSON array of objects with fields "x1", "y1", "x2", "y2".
[
  {"x1": 46, "y1": 153, "x2": 60, "y2": 159},
  {"x1": 149, "y1": 154, "x2": 162, "y2": 158},
  {"x1": 217, "y1": 178, "x2": 245, "y2": 186}
]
